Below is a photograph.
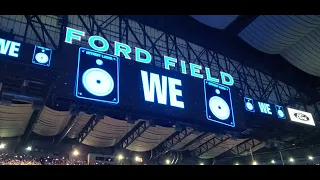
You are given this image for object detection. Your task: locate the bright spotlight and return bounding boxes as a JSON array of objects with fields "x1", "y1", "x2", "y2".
[
  {"x1": 252, "y1": 161, "x2": 257, "y2": 165},
  {"x1": 26, "y1": 146, "x2": 32, "y2": 151},
  {"x1": 271, "y1": 160, "x2": 275, "y2": 164},
  {"x1": 199, "y1": 162, "x2": 204, "y2": 165},
  {"x1": 308, "y1": 156, "x2": 314, "y2": 160},
  {"x1": 235, "y1": 162, "x2": 239, "y2": 165},
  {"x1": 165, "y1": 159, "x2": 171, "y2": 165},
  {"x1": 118, "y1": 154, "x2": 124, "y2": 160},
  {"x1": 0, "y1": 143, "x2": 6, "y2": 149},
  {"x1": 289, "y1": 157, "x2": 294, "y2": 162},
  {"x1": 73, "y1": 149, "x2": 79, "y2": 156},
  {"x1": 135, "y1": 156, "x2": 143, "y2": 163}
]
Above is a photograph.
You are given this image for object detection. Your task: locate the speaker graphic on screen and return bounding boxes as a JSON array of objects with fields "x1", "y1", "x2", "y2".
[
  {"x1": 75, "y1": 47, "x2": 119, "y2": 105},
  {"x1": 275, "y1": 105, "x2": 286, "y2": 119},
  {"x1": 204, "y1": 80, "x2": 235, "y2": 127},
  {"x1": 244, "y1": 97, "x2": 255, "y2": 112},
  {"x1": 32, "y1": 45, "x2": 52, "y2": 67}
]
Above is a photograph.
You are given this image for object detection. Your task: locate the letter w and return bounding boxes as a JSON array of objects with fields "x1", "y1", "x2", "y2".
[
  {"x1": 258, "y1": 102, "x2": 267, "y2": 113},
  {"x1": 0, "y1": 38, "x2": 11, "y2": 55},
  {"x1": 141, "y1": 70, "x2": 167, "y2": 105}
]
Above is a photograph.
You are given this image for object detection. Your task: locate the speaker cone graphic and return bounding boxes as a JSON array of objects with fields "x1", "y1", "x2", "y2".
[
  {"x1": 275, "y1": 105, "x2": 286, "y2": 119},
  {"x1": 35, "y1": 52, "x2": 49, "y2": 64},
  {"x1": 32, "y1": 45, "x2": 52, "y2": 67},
  {"x1": 246, "y1": 101, "x2": 254, "y2": 111},
  {"x1": 82, "y1": 68, "x2": 114, "y2": 97},
  {"x1": 75, "y1": 47, "x2": 119, "y2": 105},
  {"x1": 244, "y1": 97, "x2": 255, "y2": 112},
  {"x1": 204, "y1": 80, "x2": 235, "y2": 127},
  {"x1": 277, "y1": 109, "x2": 284, "y2": 118},
  {"x1": 209, "y1": 96, "x2": 230, "y2": 120}
]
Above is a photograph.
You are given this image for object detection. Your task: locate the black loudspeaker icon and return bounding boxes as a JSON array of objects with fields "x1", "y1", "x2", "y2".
[
  {"x1": 275, "y1": 105, "x2": 286, "y2": 119},
  {"x1": 75, "y1": 47, "x2": 119, "y2": 105},
  {"x1": 204, "y1": 80, "x2": 235, "y2": 127},
  {"x1": 244, "y1": 97, "x2": 255, "y2": 112},
  {"x1": 32, "y1": 45, "x2": 52, "y2": 67}
]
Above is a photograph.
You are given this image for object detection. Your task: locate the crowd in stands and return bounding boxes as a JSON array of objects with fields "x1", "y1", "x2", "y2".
[{"x1": 0, "y1": 153, "x2": 87, "y2": 165}]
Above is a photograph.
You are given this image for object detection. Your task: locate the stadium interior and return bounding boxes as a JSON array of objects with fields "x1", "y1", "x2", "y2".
[{"x1": 0, "y1": 15, "x2": 320, "y2": 165}]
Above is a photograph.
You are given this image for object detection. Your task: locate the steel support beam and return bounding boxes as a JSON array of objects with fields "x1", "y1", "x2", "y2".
[
  {"x1": 179, "y1": 132, "x2": 211, "y2": 151},
  {"x1": 33, "y1": 15, "x2": 58, "y2": 50},
  {"x1": 215, "y1": 138, "x2": 264, "y2": 161},
  {"x1": 225, "y1": 15, "x2": 259, "y2": 35},
  {"x1": 75, "y1": 114, "x2": 103, "y2": 143},
  {"x1": 88, "y1": 15, "x2": 114, "y2": 52},
  {"x1": 21, "y1": 108, "x2": 42, "y2": 145},
  {"x1": 24, "y1": 15, "x2": 58, "y2": 49},
  {"x1": 231, "y1": 138, "x2": 264, "y2": 156},
  {"x1": 24, "y1": 15, "x2": 46, "y2": 47},
  {"x1": 58, "y1": 15, "x2": 69, "y2": 50},
  {"x1": 190, "y1": 135, "x2": 231, "y2": 157},
  {"x1": 152, "y1": 127, "x2": 194, "y2": 159},
  {"x1": 55, "y1": 107, "x2": 80, "y2": 144},
  {"x1": 21, "y1": 77, "x2": 56, "y2": 144},
  {"x1": 116, "y1": 121, "x2": 151, "y2": 149}
]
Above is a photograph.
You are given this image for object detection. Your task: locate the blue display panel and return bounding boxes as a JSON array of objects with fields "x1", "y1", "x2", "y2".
[
  {"x1": 53, "y1": 45, "x2": 248, "y2": 130},
  {"x1": 244, "y1": 97, "x2": 255, "y2": 112},
  {"x1": 204, "y1": 80, "x2": 235, "y2": 127},
  {"x1": 75, "y1": 47, "x2": 119, "y2": 104},
  {"x1": 275, "y1": 105, "x2": 286, "y2": 119},
  {"x1": 32, "y1": 45, "x2": 52, "y2": 67},
  {"x1": 244, "y1": 96, "x2": 287, "y2": 120}
]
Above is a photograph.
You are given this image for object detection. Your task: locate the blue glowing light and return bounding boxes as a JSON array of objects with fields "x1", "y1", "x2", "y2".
[
  {"x1": 75, "y1": 47, "x2": 119, "y2": 105},
  {"x1": 204, "y1": 80, "x2": 235, "y2": 127},
  {"x1": 244, "y1": 97, "x2": 255, "y2": 112},
  {"x1": 32, "y1": 45, "x2": 52, "y2": 67},
  {"x1": 258, "y1": 102, "x2": 272, "y2": 115},
  {"x1": 275, "y1": 105, "x2": 286, "y2": 119},
  {"x1": 0, "y1": 38, "x2": 21, "y2": 58}
]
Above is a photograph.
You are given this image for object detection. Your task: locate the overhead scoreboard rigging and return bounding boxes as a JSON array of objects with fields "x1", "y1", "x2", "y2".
[{"x1": 0, "y1": 27, "x2": 317, "y2": 133}]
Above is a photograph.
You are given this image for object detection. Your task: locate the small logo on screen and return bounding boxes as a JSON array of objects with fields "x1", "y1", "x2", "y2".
[
  {"x1": 294, "y1": 113, "x2": 309, "y2": 121},
  {"x1": 287, "y1": 107, "x2": 315, "y2": 126}
]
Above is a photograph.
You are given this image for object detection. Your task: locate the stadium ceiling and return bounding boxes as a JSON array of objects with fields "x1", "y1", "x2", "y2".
[
  {"x1": 125, "y1": 15, "x2": 320, "y2": 103},
  {"x1": 192, "y1": 15, "x2": 320, "y2": 78}
]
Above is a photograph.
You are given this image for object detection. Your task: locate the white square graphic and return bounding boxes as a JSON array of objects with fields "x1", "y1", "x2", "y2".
[{"x1": 287, "y1": 108, "x2": 315, "y2": 126}]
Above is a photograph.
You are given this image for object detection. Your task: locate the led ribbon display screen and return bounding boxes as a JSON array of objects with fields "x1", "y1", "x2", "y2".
[
  {"x1": 0, "y1": 36, "x2": 52, "y2": 67},
  {"x1": 243, "y1": 97, "x2": 286, "y2": 120},
  {"x1": 52, "y1": 45, "x2": 246, "y2": 130},
  {"x1": 4, "y1": 29, "x2": 316, "y2": 130}
]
